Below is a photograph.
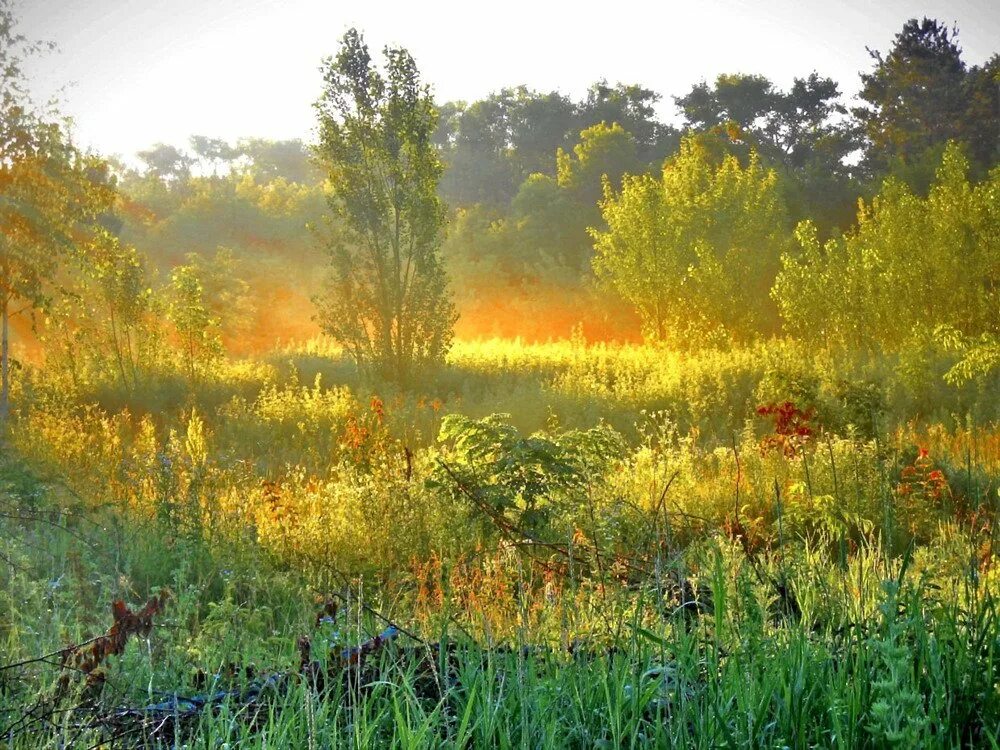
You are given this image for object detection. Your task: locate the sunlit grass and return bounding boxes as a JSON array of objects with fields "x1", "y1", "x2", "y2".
[{"x1": 2, "y1": 336, "x2": 999, "y2": 747}]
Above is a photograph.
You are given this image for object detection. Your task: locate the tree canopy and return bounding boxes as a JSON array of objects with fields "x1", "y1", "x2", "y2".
[
  {"x1": 314, "y1": 28, "x2": 456, "y2": 384},
  {"x1": 0, "y1": 0, "x2": 116, "y2": 419},
  {"x1": 593, "y1": 136, "x2": 789, "y2": 345},
  {"x1": 854, "y1": 18, "x2": 999, "y2": 185}
]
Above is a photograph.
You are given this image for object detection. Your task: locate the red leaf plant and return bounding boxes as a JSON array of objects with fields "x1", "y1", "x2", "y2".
[{"x1": 757, "y1": 401, "x2": 816, "y2": 457}]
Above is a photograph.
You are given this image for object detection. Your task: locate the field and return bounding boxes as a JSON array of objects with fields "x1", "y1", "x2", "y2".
[
  {"x1": 3, "y1": 4, "x2": 1000, "y2": 746},
  {"x1": 2, "y1": 338, "x2": 999, "y2": 748}
]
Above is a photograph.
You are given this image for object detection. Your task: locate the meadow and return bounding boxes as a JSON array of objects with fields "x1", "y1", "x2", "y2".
[
  {"x1": 2, "y1": 337, "x2": 999, "y2": 747},
  {"x1": 2, "y1": 6, "x2": 999, "y2": 746}
]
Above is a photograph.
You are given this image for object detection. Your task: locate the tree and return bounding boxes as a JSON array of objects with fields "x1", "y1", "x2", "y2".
[
  {"x1": 581, "y1": 81, "x2": 679, "y2": 162},
  {"x1": 437, "y1": 91, "x2": 518, "y2": 207},
  {"x1": 81, "y1": 232, "x2": 152, "y2": 390},
  {"x1": 675, "y1": 72, "x2": 858, "y2": 230},
  {"x1": 936, "y1": 327, "x2": 1000, "y2": 386},
  {"x1": 0, "y1": 0, "x2": 115, "y2": 421},
  {"x1": 854, "y1": 18, "x2": 999, "y2": 183},
  {"x1": 167, "y1": 263, "x2": 221, "y2": 381},
  {"x1": 181, "y1": 248, "x2": 254, "y2": 344},
  {"x1": 189, "y1": 135, "x2": 237, "y2": 176},
  {"x1": 236, "y1": 138, "x2": 318, "y2": 183},
  {"x1": 676, "y1": 74, "x2": 778, "y2": 136},
  {"x1": 314, "y1": 28, "x2": 456, "y2": 384},
  {"x1": 773, "y1": 142, "x2": 999, "y2": 352},
  {"x1": 592, "y1": 136, "x2": 789, "y2": 344},
  {"x1": 137, "y1": 143, "x2": 192, "y2": 183},
  {"x1": 556, "y1": 122, "x2": 642, "y2": 211},
  {"x1": 436, "y1": 83, "x2": 676, "y2": 209},
  {"x1": 509, "y1": 89, "x2": 577, "y2": 178},
  {"x1": 960, "y1": 55, "x2": 1000, "y2": 171},
  {"x1": 42, "y1": 229, "x2": 157, "y2": 393},
  {"x1": 508, "y1": 173, "x2": 583, "y2": 273}
]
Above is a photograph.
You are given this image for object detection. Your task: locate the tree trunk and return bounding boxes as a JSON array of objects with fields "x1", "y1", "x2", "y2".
[
  {"x1": 1, "y1": 293, "x2": 9, "y2": 427},
  {"x1": 109, "y1": 304, "x2": 129, "y2": 390}
]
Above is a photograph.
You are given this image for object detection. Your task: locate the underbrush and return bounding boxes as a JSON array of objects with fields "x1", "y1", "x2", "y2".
[
  {"x1": 26, "y1": 336, "x2": 996, "y2": 444},
  {"x1": 1, "y1": 455, "x2": 997, "y2": 747},
  {"x1": 2, "y1": 338, "x2": 999, "y2": 747}
]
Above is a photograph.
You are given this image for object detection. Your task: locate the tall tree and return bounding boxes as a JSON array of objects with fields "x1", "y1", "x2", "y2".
[
  {"x1": 137, "y1": 143, "x2": 192, "y2": 183},
  {"x1": 0, "y1": 0, "x2": 114, "y2": 422},
  {"x1": 437, "y1": 82, "x2": 676, "y2": 208},
  {"x1": 556, "y1": 122, "x2": 641, "y2": 211},
  {"x1": 438, "y1": 91, "x2": 518, "y2": 207},
  {"x1": 581, "y1": 81, "x2": 679, "y2": 162},
  {"x1": 314, "y1": 28, "x2": 456, "y2": 384},
  {"x1": 509, "y1": 89, "x2": 577, "y2": 178},
  {"x1": 236, "y1": 138, "x2": 318, "y2": 183},
  {"x1": 854, "y1": 18, "x2": 998, "y2": 182},
  {"x1": 958, "y1": 54, "x2": 1000, "y2": 171},
  {"x1": 189, "y1": 135, "x2": 237, "y2": 177},
  {"x1": 676, "y1": 74, "x2": 778, "y2": 137},
  {"x1": 676, "y1": 72, "x2": 858, "y2": 230}
]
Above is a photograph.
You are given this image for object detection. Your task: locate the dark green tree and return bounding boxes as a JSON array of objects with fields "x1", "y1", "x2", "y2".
[
  {"x1": 676, "y1": 74, "x2": 778, "y2": 136},
  {"x1": 189, "y1": 135, "x2": 237, "y2": 176},
  {"x1": 676, "y1": 72, "x2": 858, "y2": 231},
  {"x1": 581, "y1": 81, "x2": 679, "y2": 163},
  {"x1": 508, "y1": 88, "x2": 578, "y2": 178},
  {"x1": 438, "y1": 92, "x2": 518, "y2": 207},
  {"x1": 314, "y1": 29, "x2": 456, "y2": 384},
  {"x1": 136, "y1": 143, "x2": 192, "y2": 183},
  {"x1": 958, "y1": 54, "x2": 1000, "y2": 171},
  {"x1": 236, "y1": 138, "x2": 319, "y2": 183},
  {"x1": 854, "y1": 18, "x2": 998, "y2": 183}
]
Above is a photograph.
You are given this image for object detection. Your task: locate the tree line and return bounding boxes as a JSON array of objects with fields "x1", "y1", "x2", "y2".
[
  {"x1": 1, "y1": 3, "x2": 998, "y2": 407},
  {"x1": 312, "y1": 19, "x2": 998, "y2": 382}
]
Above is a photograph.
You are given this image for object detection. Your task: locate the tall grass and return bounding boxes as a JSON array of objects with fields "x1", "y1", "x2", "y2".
[{"x1": 2, "y1": 337, "x2": 998, "y2": 747}]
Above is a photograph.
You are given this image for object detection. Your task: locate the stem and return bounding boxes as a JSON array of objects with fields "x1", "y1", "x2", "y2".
[
  {"x1": 1, "y1": 292, "x2": 9, "y2": 428},
  {"x1": 108, "y1": 303, "x2": 129, "y2": 390}
]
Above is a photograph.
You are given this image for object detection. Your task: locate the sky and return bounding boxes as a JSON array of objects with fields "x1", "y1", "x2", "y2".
[{"x1": 17, "y1": 0, "x2": 1000, "y2": 162}]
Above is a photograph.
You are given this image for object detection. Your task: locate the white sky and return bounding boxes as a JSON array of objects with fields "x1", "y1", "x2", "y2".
[{"x1": 17, "y1": 0, "x2": 1000, "y2": 162}]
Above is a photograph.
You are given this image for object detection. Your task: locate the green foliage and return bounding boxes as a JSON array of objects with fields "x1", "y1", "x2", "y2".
[
  {"x1": 4, "y1": 418, "x2": 1000, "y2": 747},
  {"x1": 314, "y1": 29, "x2": 456, "y2": 385},
  {"x1": 582, "y1": 80, "x2": 679, "y2": 163},
  {"x1": 429, "y1": 85, "x2": 680, "y2": 333},
  {"x1": 188, "y1": 135, "x2": 237, "y2": 176},
  {"x1": 44, "y1": 230, "x2": 158, "y2": 393},
  {"x1": 4, "y1": 12, "x2": 1000, "y2": 747},
  {"x1": 0, "y1": 0, "x2": 116, "y2": 420},
  {"x1": 234, "y1": 138, "x2": 318, "y2": 183},
  {"x1": 854, "y1": 18, "x2": 999, "y2": 181},
  {"x1": 556, "y1": 122, "x2": 642, "y2": 212},
  {"x1": 936, "y1": 325, "x2": 1000, "y2": 386},
  {"x1": 774, "y1": 143, "x2": 999, "y2": 352},
  {"x1": 593, "y1": 136, "x2": 789, "y2": 344},
  {"x1": 675, "y1": 72, "x2": 855, "y2": 177},
  {"x1": 509, "y1": 173, "x2": 585, "y2": 272},
  {"x1": 436, "y1": 82, "x2": 676, "y2": 209},
  {"x1": 181, "y1": 247, "x2": 254, "y2": 343},
  {"x1": 433, "y1": 413, "x2": 624, "y2": 534},
  {"x1": 168, "y1": 263, "x2": 222, "y2": 380},
  {"x1": 136, "y1": 142, "x2": 192, "y2": 182}
]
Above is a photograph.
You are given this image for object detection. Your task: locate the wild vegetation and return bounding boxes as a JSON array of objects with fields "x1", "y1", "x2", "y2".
[{"x1": 1, "y1": 5, "x2": 999, "y2": 747}]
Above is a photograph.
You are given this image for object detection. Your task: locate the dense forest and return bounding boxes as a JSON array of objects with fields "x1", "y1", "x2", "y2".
[{"x1": 2, "y1": 4, "x2": 1000, "y2": 747}]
